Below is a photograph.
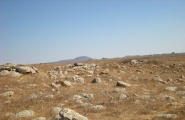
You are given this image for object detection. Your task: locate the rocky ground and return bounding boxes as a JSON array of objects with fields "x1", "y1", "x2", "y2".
[{"x1": 0, "y1": 54, "x2": 185, "y2": 120}]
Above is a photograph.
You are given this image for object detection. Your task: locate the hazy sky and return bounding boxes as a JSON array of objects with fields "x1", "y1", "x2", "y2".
[{"x1": 0, "y1": 0, "x2": 185, "y2": 64}]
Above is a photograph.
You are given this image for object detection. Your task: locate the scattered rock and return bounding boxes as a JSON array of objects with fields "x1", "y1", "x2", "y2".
[
  {"x1": 89, "y1": 105, "x2": 105, "y2": 111},
  {"x1": 1, "y1": 91, "x2": 14, "y2": 97},
  {"x1": 63, "y1": 81, "x2": 72, "y2": 86},
  {"x1": 58, "y1": 71, "x2": 65, "y2": 78},
  {"x1": 4, "y1": 100, "x2": 11, "y2": 104},
  {"x1": 131, "y1": 60, "x2": 138, "y2": 64},
  {"x1": 15, "y1": 110, "x2": 35, "y2": 118},
  {"x1": 181, "y1": 75, "x2": 185, "y2": 79},
  {"x1": 67, "y1": 76, "x2": 85, "y2": 83},
  {"x1": 67, "y1": 69, "x2": 75, "y2": 72},
  {"x1": 27, "y1": 84, "x2": 38, "y2": 87},
  {"x1": 116, "y1": 81, "x2": 131, "y2": 87},
  {"x1": 81, "y1": 93, "x2": 94, "y2": 100},
  {"x1": 73, "y1": 94, "x2": 94, "y2": 102},
  {"x1": 51, "y1": 82, "x2": 61, "y2": 89},
  {"x1": 92, "y1": 77, "x2": 101, "y2": 83},
  {"x1": 52, "y1": 114, "x2": 61, "y2": 120},
  {"x1": 33, "y1": 117, "x2": 46, "y2": 120},
  {"x1": 113, "y1": 88, "x2": 127, "y2": 93},
  {"x1": 155, "y1": 114, "x2": 177, "y2": 119},
  {"x1": 73, "y1": 95, "x2": 82, "y2": 101},
  {"x1": 175, "y1": 91, "x2": 185, "y2": 95},
  {"x1": 74, "y1": 63, "x2": 84, "y2": 66},
  {"x1": 152, "y1": 76, "x2": 167, "y2": 84},
  {"x1": 140, "y1": 95, "x2": 150, "y2": 100},
  {"x1": 45, "y1": 95, "x2": 54, "y2": 99},
  {"x1": 59, "y1": 108, "x2": 88, "y2": 120},
  {"x1": 28, "y1": 94, "x2": 38, "y2": 99},
  {"x1": 165, "y1": 87, "x2": 177, "y2": 92},
  {"x1": 159, "y1": 94, "x2": 176, "y2": 102},
  {"x1": 87, "y1": 70, "x2": 94, "y2": 74},
  {"x1": 53, "y1": 66, "x2": 61, "y2": 71},
  {"x1": 100, "y1": 69, "x2": 109, "y2": 74},
  {"x1": 51, "y1": 107, "x2": 62, "y2": 114},
  {"x1": 76, "y1": 77, "x2": 85, "y2": 83},
  {"x1": 118, "y1": 94, "x2": 127, "y2": 100}
]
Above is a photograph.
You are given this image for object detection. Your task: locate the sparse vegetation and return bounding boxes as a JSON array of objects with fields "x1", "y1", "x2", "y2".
[{"x1": 0, "y1": 54, "x2": 185, "y2": 120}]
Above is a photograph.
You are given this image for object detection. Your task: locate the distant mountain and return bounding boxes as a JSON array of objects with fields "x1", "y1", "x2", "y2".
[{"x1": 53, "y1": 56, "x2": 94, "y2": 63}]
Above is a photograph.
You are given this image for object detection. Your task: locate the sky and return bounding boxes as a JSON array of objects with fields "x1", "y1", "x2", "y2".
[{"x1": 0, "y1": 0, "x2": 185, "y2": 64}]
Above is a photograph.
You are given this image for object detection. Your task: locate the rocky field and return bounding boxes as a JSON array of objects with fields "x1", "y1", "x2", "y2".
[{"x1": 0, "y1": 54, "x2": 185, "y2": 120}]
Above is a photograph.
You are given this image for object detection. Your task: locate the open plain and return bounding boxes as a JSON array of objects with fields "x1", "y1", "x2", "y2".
[{"x1": 1, "y1": 54, "x2": 185, "y2": 120}]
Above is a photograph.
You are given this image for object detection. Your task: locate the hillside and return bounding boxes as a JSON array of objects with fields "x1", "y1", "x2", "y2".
[
  {"x1": 53, "y1": 56, "x2": 94, "y2": 63},
  {"x1": 0, "y1": 54, "x2": 185, "y2": 120}
]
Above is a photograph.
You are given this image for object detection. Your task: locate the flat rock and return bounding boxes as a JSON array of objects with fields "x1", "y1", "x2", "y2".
[
  {"x1": 152, "y1": 76, "x2": 167, "y2": 84},
  {"x1": 59, "y1": 108, "x2": 88, "y2": 120},
  {"x1": 16, "y1": 66, "x2": 37, "y2": 74},
  {"x1": 116, "y1": 81, "x2": 131, "y2": 87},
  {"x1": 165, "y1": 87, "x2": 177, "y2": 92},
  {"x1": 15, "y1": 110, "x2": 35, "y2": 118}
]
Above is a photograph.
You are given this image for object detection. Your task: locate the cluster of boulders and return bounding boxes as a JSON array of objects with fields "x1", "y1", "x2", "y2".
[{"x1": 0, "y1": 63, "x2": 38, "y2": 77}]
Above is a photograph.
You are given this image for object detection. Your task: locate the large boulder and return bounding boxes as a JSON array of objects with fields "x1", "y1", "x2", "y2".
[
  {"x1": 59, "y1": 108, "x2": 88, "y2": 120},
  {"x1": 16, "y1": 66, "x2": 37, "y2": 74}
]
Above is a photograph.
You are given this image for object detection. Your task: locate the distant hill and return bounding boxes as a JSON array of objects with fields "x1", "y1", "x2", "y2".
[{"x1": 53, "y1": 56, "x2": 94, "y2": 63}]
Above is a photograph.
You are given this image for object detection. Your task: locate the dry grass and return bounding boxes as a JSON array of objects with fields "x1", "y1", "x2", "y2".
[{"x1": 0, "y1": 54, "x2": 185, "y2": 120}]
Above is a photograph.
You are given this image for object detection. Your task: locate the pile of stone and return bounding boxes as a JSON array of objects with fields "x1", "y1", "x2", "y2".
[{"x1": 0, "y1": 63, "x2": 38, "y2": 77}]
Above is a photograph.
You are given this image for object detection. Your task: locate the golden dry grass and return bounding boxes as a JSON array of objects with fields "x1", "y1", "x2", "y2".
[{"x1": 0, "y1": 54, "x2": 185, "y2": 120}]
